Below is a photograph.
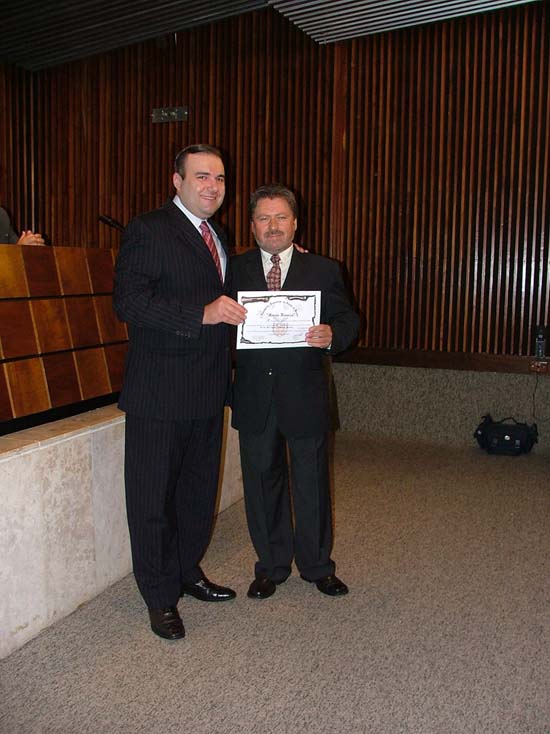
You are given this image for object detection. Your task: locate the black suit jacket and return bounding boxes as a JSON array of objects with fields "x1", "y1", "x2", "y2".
[
  {"x1": 0, "y1": 207, "x2": 18, "y2": 244},
  {"x1": 230, "y1": 248, "x2": 358, "y2": 437},
  {"x1": 113, "y1": 200, "x2": 231, "y2": 420}
]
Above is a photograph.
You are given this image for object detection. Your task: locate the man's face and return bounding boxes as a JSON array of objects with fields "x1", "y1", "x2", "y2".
[
  {"x1": 173, "y1": 153, "x2": 226, "y2": 219},
  {"x1": 251, "y1": 197, "x2": 297, "y2": 254}
]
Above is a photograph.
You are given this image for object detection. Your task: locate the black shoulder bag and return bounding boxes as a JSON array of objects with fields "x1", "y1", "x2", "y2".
[{"x1": 474, "y1": 414, "x2": 538, "y2": 455}]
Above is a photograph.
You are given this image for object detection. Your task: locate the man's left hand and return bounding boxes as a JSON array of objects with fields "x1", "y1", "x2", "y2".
[{"x1": 305, "y1": 324, "x2": 332, "y2": 349}]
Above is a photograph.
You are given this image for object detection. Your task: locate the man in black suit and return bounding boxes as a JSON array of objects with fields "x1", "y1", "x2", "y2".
[
  {"x1": 231, "y1": 184, "x2": 359, "y2": 600},
  {"x1": 114, "y1": 144, "x2": 246, "y2": 640}
]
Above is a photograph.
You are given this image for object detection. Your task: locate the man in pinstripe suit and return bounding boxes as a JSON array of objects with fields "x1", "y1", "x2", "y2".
[{"x1": 114, "y1": 145, "x2": 246, "y2": 640}]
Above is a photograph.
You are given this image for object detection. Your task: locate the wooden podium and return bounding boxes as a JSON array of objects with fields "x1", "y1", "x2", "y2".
[{"x1": 0, "y1": 244, "x2": 128, "y2": 423}]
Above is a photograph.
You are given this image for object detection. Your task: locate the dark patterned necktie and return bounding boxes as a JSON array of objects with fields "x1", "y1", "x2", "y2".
[
  {"x1": 199, "y1": 221, "x2": 223, "y2": 281},
  {"x1": 266, "y1": 254, "x2": 281, "y2": 290}
]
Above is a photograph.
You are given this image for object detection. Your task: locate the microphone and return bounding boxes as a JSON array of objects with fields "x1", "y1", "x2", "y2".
[{"x1": 99, "y1": 214, "x2": 124, "y2": 232}]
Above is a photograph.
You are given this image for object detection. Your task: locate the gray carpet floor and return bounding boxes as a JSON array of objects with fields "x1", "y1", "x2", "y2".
[{"x1": 1, "y1": 433, "x2": 549, "y2": 734}]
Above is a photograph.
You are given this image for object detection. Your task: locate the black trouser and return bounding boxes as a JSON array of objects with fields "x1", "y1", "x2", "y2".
[
  {"x1": 124, "y1": 412, "x2": 223, "y2": 609},
  {"x1": 238, "y1": 403, "x2": 335, "y2": 583}
]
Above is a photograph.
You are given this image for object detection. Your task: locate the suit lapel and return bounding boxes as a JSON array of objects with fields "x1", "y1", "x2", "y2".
[
  {"x1": 243, "y1": 249, "x2": 268, "y2": 290},
  {"x1": 164, "y1": 200, "x2": 226, "y2": 272},
  {"x1": 282, "y1": 249, "x2": 308, "y2": 290}
]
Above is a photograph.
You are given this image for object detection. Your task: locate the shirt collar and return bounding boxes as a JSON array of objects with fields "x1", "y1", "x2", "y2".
[
  {"x1": 259, "y1": 244, "x2": 294, "y2": 268},
  {"x1": 173, "y1": 195, "x2": 205, "y2": 230}
]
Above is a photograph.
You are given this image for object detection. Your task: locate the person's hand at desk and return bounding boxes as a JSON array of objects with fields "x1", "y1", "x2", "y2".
[{"x1": 17, "y1": 230, "x2": 45, "y2": 245}]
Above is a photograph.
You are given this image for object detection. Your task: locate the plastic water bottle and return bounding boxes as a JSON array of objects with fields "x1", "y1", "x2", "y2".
[{"x1": 535, "y1": 327, "x2": 546, "y2": 358}]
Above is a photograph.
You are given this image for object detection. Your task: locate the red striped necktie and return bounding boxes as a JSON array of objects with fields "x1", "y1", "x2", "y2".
[
  {"x1": 266, "y1": 254, "x2": 281, "y2": 290},
  {"x1": 199, "y1": 221, "x2": 223, "y2": 282}
]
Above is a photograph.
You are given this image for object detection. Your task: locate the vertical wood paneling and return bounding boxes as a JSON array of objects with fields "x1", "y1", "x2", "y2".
[
  {"x1": 335, "y1": 1, "x2": 550, "y2": 357},
  {"x1": 21, "y1": 10, "x2": 332, "y2": 252},
  {"x1": 0, "y1": 63, "x2": 33, "y2": 237}
]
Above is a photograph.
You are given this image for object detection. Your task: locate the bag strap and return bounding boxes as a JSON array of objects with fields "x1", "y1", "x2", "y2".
[{"x1": 492, "y1": 416, "x2": 518, "y2": 425}]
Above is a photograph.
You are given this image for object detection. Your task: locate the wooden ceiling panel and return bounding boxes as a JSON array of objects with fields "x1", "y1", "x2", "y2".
[
  {"x1": 2, "y1": 0, "x2": 267, "y2": 70},
  {"x1": 269, "y1": 0, "x2": 540, "y2": 43},
  {"x1": 2, "y1": 0, "x2": 540, "y2": 69}
]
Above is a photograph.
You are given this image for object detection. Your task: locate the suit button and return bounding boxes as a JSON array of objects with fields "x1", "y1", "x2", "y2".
[{"x1": 268, "y1": 369, "x2": 273, "y2": 375}]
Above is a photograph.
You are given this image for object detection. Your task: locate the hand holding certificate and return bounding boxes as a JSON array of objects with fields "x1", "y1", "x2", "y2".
[{"x1": 236, "y1": 290, "x2": 321, "y2": 349}]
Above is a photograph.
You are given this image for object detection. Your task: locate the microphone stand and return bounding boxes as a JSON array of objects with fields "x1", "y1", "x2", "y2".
[{"x1": 99, "y1": 215, "x2": 124, "y2": 232}]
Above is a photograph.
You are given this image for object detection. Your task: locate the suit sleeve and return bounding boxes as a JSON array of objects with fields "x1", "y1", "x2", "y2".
[
  {"x1": 0, "y1": 207, "x2": 19, "y2": 244},
  {"x1": 324, "y1": 260, "x2": 359, "y2": 356},
  {"x1": 113, "y1": 216, "x2": 204, "y2": 338}
]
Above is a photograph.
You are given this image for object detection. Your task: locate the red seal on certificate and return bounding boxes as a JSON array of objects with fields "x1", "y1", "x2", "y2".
[{"x1": 272, "y1": 321, "x2": 288, "y2": 336}]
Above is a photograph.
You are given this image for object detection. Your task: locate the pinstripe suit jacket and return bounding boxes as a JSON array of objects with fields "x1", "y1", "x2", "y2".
[{"x1": 113, "y1": 200, "x2": 231, "y2": 420}]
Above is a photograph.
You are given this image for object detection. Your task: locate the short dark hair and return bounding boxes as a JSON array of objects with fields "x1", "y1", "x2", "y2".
[
  {"x1": 174, "y1": 144, "x2": 223, "y2": 178},
  {"x1": 249, "y1": 184, "x2": 298, "y2": 220}
]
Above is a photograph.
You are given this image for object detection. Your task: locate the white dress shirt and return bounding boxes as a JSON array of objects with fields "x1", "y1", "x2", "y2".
[
  {"x1": 259, "y1": 244, "x2": 293, "y2": 286},
  {"x1": 173, "y1": 195, "x2": 227, "y2": 280}
]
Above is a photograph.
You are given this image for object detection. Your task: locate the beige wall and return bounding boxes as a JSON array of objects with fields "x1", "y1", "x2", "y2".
[{"x1": 333, "y1": 363, "x2": 550, "y2": 456}]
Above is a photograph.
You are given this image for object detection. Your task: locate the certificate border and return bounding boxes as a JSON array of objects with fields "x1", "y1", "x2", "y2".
[{"x1": 236, "y1": 290, "x2": 321, "y2": 349}]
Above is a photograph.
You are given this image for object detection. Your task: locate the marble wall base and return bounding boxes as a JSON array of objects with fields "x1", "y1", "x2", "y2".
[
  {"x1": 0, "y1": 406, "x2": 243, "y2": 660},
  {"x1": 332, "y1": 363, "x2": 550, "y2": 455}
]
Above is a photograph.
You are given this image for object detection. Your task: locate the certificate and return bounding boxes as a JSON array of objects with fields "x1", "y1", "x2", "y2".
[{"x1": 236, "y1": 290, "x2": 321, "y2": 349}]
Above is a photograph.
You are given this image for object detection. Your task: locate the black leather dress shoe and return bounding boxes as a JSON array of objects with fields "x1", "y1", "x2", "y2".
[
  {"x1": 301, "y1": 574, "x2": 349, "y2": 597},
  {"x1": 181, "y1": 576, "x2": 236, "y2": 602},
  {"x1": 148, "y1": 607, "x2": 185, "y2": 640},
  {"x1": 247, "y1": 576, "x2": 277, "y2": 599}
]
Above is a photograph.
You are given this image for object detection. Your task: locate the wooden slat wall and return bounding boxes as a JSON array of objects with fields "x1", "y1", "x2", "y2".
[
  {"x1": 1, "y1": 2, "x2": 549, "y2": 372},
  {"x1": 332, "y1": 2, "x2": 550, "y2": 357},
  {"x1": 0, "y1": 63, "x2": 34, "y2": 236},
  {"x1": 22, "y1": 10, "x2": 333, "y2": 253}
]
